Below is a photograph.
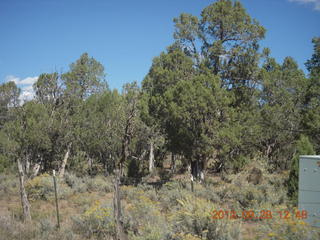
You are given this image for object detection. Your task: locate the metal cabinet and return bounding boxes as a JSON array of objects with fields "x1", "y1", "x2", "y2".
[{"x1": 298, "y1": 155, "x2": 320, "y2": 227}]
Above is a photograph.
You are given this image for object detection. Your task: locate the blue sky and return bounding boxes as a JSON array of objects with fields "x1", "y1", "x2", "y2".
[{"x1": 0, "y1": 0, "x2": 319, "y2": 100}]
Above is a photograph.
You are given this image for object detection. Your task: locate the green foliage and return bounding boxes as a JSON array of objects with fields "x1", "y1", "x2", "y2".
[
  {"x1": 259, "y1": 56, "x2": 307, "y2": 170},
  {"x1": 142, "y1": 0, "x2": 267, "y2": 175},
  {"x1": 287, "y1": 135, "x2": 315, "y2": 205},
  {"x1": 33, "y1": 72, "x2": 61, "y2": 105},
  {"x1": 174, "y1": 0, "x2": 265, "y2": 78},
  {"x1": 306, "y1": 37, "x2": 320, "y2": 76},
  {"x1": 142, "y1": 48, "x2": 195, "y2": 152},
  {"x1": 143, "y1": 46, "x2": 233, "y2": 176},
  {"x1": 303, "y1": 37, "x2": 320, "y2": 152},
  {"x1": 0, "y1": 0, "x2": 317, "y2": 180},
  {"x1": 75, "y1": 90, "x2": 123, "y2": 175},
  {"x1": 0, "y1": 81, "x2": 20, "y2": 128},
  {"x1": 62, "y1": 52, "x2": 107, "y2": 100}
]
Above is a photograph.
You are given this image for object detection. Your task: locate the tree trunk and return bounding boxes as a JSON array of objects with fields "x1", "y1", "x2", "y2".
[
  {"x1": 170, "y1": 153, "x2": 176, "y2": 173},
  {"x1": 191, "y1": 161, "x2": 198, "y2": 181},
  {"x1": 17, "y1": 159, "x2": 31, "y2": 222},
  {"x1": 59, "y1": 143, "x2": 71, "y2": 178},
  {"x1": 148, "y1": 141, "x2": 154, "y2": 173},
  {"x1": 200, "y1": 157, "x2": 207, "y2": 183},
  {"x1": 200, "y1": 169, "x2": 205, "y2": 183},
  {"x1": 30, "y1": 162, "x2": 41, "y2": 179},
  {"x1": 191, "y1": 156, "x2": 204, "y2": 182},
  {"x1": 113, "y1": 169, "x2": 128, "y2": 240},
  {"x1": 25, "y1": 156, "x2": 30, "y2": 176},
  {"x1": 121, "y1": 136, "x2": 129, "y2": 177}
]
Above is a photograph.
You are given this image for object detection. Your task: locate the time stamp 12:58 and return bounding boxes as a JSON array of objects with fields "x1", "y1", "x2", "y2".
[{"x1": 211, "y1": 209, "x2": 308, "y2": 220}]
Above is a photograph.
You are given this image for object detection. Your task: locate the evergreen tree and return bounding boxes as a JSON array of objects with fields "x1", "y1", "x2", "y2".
[
  {"x1": 287, "y1": 135, "x2": 315, "y2": 206},
  {"x1": 302, "y1": 37, "x2": 320, "y2": 152},
  {"x1": 259, "y1": 54, "x2": 307, "y2": 170}
]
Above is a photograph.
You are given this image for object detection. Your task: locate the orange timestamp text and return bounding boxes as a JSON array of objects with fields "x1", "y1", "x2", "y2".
[{"x1": 210, "y1": 209, "x2": 308, "y2": 220}]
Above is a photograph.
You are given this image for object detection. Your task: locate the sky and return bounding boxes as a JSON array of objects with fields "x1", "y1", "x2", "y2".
[{"x1": 0, "y1": 0, "x2": 319, "y2": 101}]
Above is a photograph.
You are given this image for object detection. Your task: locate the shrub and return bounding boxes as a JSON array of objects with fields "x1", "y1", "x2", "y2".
[
  {"x1": 120, "y1": 185, "x2": 140, "y2": 200},
  {"x1": 38, "y1": 218, "x2": 56, "y2": 238},
  {"x1": 72, "y1": 200, "x2": 115, "y2": 239},
  {"x1": 86, "y1": 175, "x2": 113, "y2": 193},
  {"x1": 0, "y1": 214, "x2": 78, "y2": 240},
  {"x1": 26, "y1": 173, "x2": 73, "y2": 201},
  {"x1": 194, "y1": 183, "x2": 220, "y2": 203},
  {"x1": 64, "y1": 172, "x2": 88, "y2": 193},
  {"x1": 0, "y1": 215, "x2": 37, "y2": 240},
  {"x1": 173, "y1": 233, "x2": 202, "y2": 240},
  {"x1": 0, "y1": 174, "x2": 18, "y2": 197},
  {"x1": 257, "y1": 216, "x2": 320, "y2": 240},
  {"x1": 123, "y1": 188, "x2": 170, "y2": 240},
  {"x1": 0, "y1": 155, "x2": 9, "y2": 173},
  {"x1": 136, "y1": 183, "x2": 159, "y2": 202},
  {"x1": 214, "y1": 164, "x2": 289, "y2": 210},
  {"x1": 157, "y1": 182, "x2": 190, "y2": 211},
  {"x1": 169, "y1": 195, "x2": 241, "y2": 240}
]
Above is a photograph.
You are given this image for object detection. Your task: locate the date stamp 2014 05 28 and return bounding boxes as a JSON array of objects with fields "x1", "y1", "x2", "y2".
[{"x1": 210, "y1": 209, "x2": 308, "y2": 220}]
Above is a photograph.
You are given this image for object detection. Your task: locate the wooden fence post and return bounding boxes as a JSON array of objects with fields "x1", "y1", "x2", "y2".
[
  {"x1": 114, "y1": 169, "x2": 121, "y2": 240},
  {"x1": 53, "y1": 170, "x2": 60, "y2": 229}
]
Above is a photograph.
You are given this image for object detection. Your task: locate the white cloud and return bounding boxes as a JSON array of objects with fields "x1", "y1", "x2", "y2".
[
  {"x1": 5, "y1": 75, "x2": 38, "y2": 85},
  {"x1": 5, "y1": 75, "x2": 19, "y2": 84},
  {"x1": 5, "y1": 75, "x2": 38, "y2": 102},
  {"x1": 289, "y1": 0, "x2": 320, "y2": 10},
  {"x1": 19, "y1": 85, "x2": 35, "y2": 102}
]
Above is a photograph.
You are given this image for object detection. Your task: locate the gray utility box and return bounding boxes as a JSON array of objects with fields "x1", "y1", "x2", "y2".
[{"x1": 298, "y1": 155, "x2": 320, "y2": 227}]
